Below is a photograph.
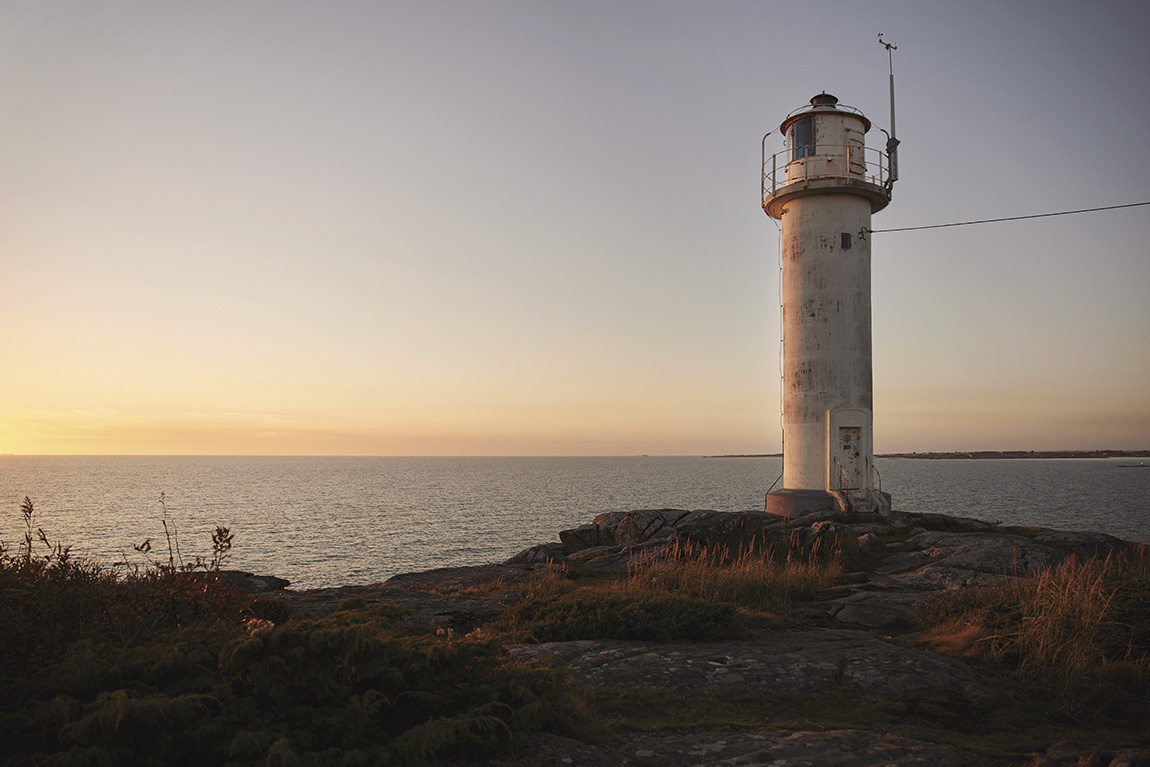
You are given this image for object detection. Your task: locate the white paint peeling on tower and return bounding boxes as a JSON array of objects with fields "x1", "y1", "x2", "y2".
[{"x1": 762, "y1": 92, "x2": 894, "y2": 519}]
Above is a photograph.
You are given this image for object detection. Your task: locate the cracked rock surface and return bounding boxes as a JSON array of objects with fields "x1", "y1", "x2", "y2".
[{"x1": 507, "y1": 630, "x2": 998, "y2": 704}]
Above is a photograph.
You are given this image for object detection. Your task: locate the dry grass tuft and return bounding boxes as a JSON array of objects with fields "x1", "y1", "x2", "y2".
[
  {"x1": 918, "y1": 546, "x2": 1150, "y2": 722},
  {"x1": 621, "y1": 539, "x2": 844, "y2": 612}
]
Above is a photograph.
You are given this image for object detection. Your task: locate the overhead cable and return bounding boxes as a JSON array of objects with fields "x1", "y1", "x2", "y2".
[{"x1": 864, "y1": 200, "x2": 1150, "y2": 235}]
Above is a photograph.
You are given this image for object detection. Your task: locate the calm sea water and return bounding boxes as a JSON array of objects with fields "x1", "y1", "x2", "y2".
[{"x1": 1, "y1": 456, "x2": 1147, "y2": 589}]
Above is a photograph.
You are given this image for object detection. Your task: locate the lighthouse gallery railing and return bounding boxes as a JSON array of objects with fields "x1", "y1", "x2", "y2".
[{"x1": 761, "y1": 144, "x2": 892, "y2": 206}]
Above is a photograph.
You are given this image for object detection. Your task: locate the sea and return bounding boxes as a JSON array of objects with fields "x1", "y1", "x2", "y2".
[{"x1": 1, "y1": 455, "x2": 1147, "y2": 590}]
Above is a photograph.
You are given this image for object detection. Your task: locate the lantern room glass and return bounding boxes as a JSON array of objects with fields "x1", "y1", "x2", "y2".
[{"x1": 790, "y1": 116, "x2": 814, "y2": 160}]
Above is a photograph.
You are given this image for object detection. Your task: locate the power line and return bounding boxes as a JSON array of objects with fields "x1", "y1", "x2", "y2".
[{"x1": 865, "y1": 200, "x2": 1150, "y2": 234}]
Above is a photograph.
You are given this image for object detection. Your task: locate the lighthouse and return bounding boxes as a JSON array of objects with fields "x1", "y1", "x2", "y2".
[{"x1": 761, "y1": 92, "x2": 894, "y2": 518}]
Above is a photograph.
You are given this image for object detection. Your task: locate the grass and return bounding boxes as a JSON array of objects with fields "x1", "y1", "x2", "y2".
[
  {"x1": 916, "y1": 546, "x2": 1150, "y2": 726},
  {"x1": 487, "y1": 537, "x2": 846, "y2": 644}
]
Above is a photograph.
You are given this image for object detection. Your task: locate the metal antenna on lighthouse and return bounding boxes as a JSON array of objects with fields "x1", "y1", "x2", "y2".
[{"x1": 878, "y1": 34, "x2": 899, "y2": 190}]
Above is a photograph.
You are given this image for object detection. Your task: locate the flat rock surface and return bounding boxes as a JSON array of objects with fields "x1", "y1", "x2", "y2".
[
  {"x1": 383, "y1": 563, "x2": 530, "y2": 591},
  {"x1": 508, "y1": 630, "x2": 998, "y2": 704},
  {"x1": 275, "y1": 564, "x2": 530, "y2": 624},
  {"x1": 820, "y1": 589, "x2": 930, "y2": 627},
  {"x1": 433, "y1": 728, "x2": 995, "y2": 767}
]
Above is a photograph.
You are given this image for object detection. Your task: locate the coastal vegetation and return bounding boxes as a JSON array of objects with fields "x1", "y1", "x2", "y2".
[
  {"x1": 1, "y1": 498, "x2": 576, "y2": 765},
  {"x1": 3, "y1": 497, "x2": 1148, "y2": 764}
]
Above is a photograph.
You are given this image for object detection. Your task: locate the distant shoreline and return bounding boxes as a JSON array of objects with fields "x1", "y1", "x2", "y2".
[{"x1": 715, "y1": 450, "x2": 1150, "y2": 460}]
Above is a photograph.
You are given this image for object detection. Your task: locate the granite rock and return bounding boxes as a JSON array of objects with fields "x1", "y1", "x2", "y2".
[{"x1": 508, "y1": 629, "x2": 998, "y2": 705}]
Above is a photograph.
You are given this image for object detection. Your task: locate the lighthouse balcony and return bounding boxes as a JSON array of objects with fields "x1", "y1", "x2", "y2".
[{"x1": 761, "y1": 145, "x2": 892, "y2": 218}]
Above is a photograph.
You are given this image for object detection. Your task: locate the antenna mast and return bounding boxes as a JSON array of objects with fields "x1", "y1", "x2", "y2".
[{"x1": 878, "y1": 34, "x2": 899, "y2": 190}]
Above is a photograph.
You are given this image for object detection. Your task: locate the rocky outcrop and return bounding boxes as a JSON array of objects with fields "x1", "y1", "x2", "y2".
[
  {"x1": 515, "y1": 508, "x2": 1135, "y2": 631},
  {"x1": 505, "y1": 541, "x2": 566, "y2": 566},
  {"x1": 274, "y1": 508, "x2": 1141, "y2": 767},
  {"x1": 205, "y1": 570, "x2": 292, "y2": 591},
  {"x1": 279, "y1": 509, "x2": 1135, "y2": 636}
]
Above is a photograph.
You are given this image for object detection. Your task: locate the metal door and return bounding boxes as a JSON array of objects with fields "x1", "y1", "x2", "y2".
[
  {"x1": 837, "y1": 427, "x2": 862, "y2": 489},
  {"x1": 846, "y1": 128, "x2": 865, "y2": 176}
]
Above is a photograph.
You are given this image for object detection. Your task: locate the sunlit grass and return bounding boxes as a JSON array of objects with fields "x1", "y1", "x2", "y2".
[
  {"x1": 918, "y1": 546, "x2": 1150, "y2": 723},
  {"x1": 621, "y1": 537, "x2": 845, "y2": 611},
  {"x1": 493, "y1": 538, "x2": 846, "y2": 643}
]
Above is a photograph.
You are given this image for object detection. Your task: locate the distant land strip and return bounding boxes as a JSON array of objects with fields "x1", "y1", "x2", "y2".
[
  {"x1": 878, "y1": 450, "x2": 1150, "y2": 460},
  {"x1": 714, "y1": 450, "x2": 1150, "y2": 460}
]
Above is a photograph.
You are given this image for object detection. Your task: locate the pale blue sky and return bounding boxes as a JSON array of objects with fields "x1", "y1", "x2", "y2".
[{"x1": 1, "y1": 1, "x2": 1147, "y2": 455}]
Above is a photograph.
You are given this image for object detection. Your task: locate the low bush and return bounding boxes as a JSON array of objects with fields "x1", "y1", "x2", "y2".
[
  {"x1": 0, "y1": 497, "x2": 253, "y2": 673},
  {"x1": 11, "y1": 613, "x2": 569, "y2": 766}
]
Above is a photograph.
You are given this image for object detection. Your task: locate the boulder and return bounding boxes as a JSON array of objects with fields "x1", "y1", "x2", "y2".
[
  {"x1": 200, "y1": 570, "x2": 291, "y2": 591},
  {"x1": 505, "y1": 542, "x2": 567, "y2": 567},
  {"x1": 797, "y1": 520, "x2": 861, "y2": 561},
  {"x1": 673, "y1": 510, "x2": 786, "y2": 550},
  {"x1": 592, "y1": 509, "x2": 690, "y2": 544},
  {"x1": 559, "y1": 523, "x2": 613, "y2": 553},
  {"x1": 565, "y1": 538, "x2": 685, "y2": 571}
]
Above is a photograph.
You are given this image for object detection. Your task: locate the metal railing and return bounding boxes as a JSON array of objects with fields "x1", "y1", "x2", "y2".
[
  {"x1": 833, "y1": 457, "x2": 882, "y2": 496},
  {"x1": 761, "y1": 144, "x2": 891, "y2": 203},
  {"x1": 870, "y1": 459, "x2": 883, "y2": 498},
  {"x1": 834, "y1": 459, "x2": 850, "y2": 492}
]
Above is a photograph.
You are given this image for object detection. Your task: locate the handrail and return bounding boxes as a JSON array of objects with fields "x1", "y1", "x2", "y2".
[
  {"x1": 833, "y1": 459, "x2": 849, "y2": 492},
  {"x1": 760, "y1": 130, "x2": 775, "y2": 208}
]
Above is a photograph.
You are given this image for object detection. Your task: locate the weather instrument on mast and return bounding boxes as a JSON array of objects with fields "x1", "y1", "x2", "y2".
[{"x1": 878, "y1": 34, "x2": 899, "y2": 190}]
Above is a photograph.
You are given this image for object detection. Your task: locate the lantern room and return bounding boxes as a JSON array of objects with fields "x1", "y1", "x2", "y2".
[{"x1": 762, "y1": 93, "x2": 892, "y2": 219}]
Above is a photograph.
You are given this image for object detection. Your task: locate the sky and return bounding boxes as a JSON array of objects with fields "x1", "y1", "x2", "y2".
[{"x1": 1, "y1": 1, "x2": 1148, "y2": 456}]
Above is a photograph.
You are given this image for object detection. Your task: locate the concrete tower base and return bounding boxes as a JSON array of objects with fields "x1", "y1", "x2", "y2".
[{"x1": 765, "y1": 488, "x2": 892, "y2": 520}]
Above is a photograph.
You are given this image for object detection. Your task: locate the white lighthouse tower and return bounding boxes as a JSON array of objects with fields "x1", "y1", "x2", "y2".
[{"x1": 762, "y1": 92, "x2": 895, "y2": 518}]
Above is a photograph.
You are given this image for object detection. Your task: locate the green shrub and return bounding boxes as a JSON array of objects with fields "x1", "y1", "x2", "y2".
[
  {"x1": 337, "y1": 596, "x2": 367, "y2": 612},
  {"x1": 11, "y1": 612, "x2": 571, "y2": 765}
]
